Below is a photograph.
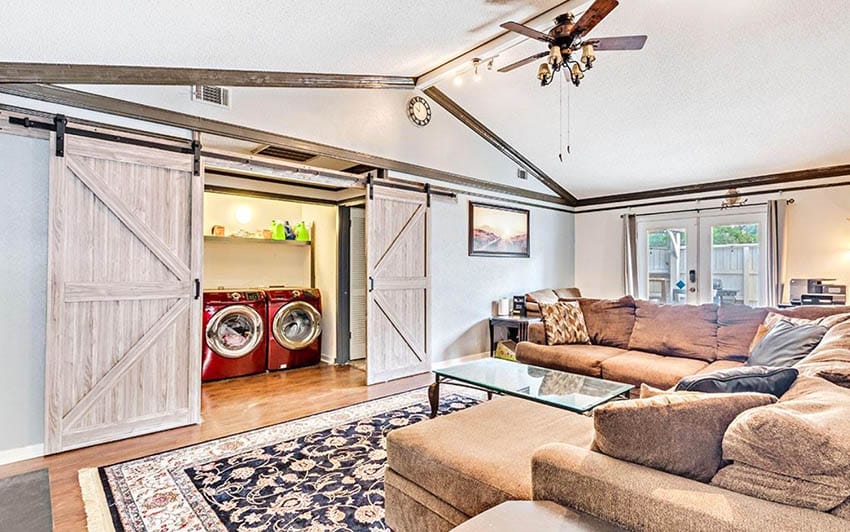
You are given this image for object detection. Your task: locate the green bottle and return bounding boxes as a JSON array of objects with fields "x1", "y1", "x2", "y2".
[
  {"x1": 271, "y1": 220, "x2": 286, "y2": 240},
  {"x1": 294, "y1": 221, "x2": 310, "y2": 241}
]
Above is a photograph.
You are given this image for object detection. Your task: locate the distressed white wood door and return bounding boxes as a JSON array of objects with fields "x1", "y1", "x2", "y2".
[
  {"x1": 366, "y1": 187, "x2": 430, "y2": 384},
  {"x1": 44, "y1": 134, "x2": 202, "y2": 453}
]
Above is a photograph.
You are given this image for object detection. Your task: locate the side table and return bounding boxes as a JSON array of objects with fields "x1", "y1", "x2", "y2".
[{"x1": 489, "y1": 315, "x2": 541, "y2": 357}]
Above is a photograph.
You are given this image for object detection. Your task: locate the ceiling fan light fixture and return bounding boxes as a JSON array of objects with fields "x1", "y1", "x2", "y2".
[
  {"x1": 571, "y1": 63, "x2": 584, "y2": 86},
  {"x1": 472, "y1": 59, "x2": 482, "y2": 82},
  {"x1": 549, "y1": 45, "x2": 563, "y2": 67},
  {"x1": 537, "y1": 62, "x2": 552, "y2": 83},
  {"x1": 581, "y1": 44, "x2": 596, "y2": 68}
]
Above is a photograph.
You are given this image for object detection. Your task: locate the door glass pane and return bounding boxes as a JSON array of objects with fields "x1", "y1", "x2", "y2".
[
  {"x1": 647, "y1": 229, "x2": 688, "y2": 304},
  {"x1": 711, "y1": 224, "x2": 760, "y2": 306}
]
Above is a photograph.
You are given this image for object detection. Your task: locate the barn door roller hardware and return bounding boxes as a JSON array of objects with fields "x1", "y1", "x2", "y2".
[
  {"x1": 191, "y1": 140, "x2": 201, "y2": 176},
  {"x1": 7, "y1": 115, "x2": 195, "y2": 157}
]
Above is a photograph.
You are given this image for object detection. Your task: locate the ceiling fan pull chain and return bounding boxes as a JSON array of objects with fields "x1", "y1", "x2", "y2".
[
  {"x1": 566, "y1": 81, "x2": 572, "y2": 155},
  {"x1": 558, "y1": 73, "x2": 564, "y2": 162}
]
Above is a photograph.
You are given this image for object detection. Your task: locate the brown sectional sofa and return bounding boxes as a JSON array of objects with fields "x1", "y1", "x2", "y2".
[
  {"x1": 385, "y1": 298, "x2": 850, "y2": 531},
  {"x1": 517, "y1": 296, "x2": 850, "y2": 390}
]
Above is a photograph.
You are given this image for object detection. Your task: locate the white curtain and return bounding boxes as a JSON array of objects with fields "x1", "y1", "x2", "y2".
[
  {"x1": 623, "y1": 214, "x2": 638, "y2": 296},
  {"x1": 766, "y1": 199, "x2": 788, "y2": 306}
]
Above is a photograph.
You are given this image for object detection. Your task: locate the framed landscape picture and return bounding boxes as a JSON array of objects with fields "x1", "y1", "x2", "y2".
[{"x1": 468, "y1": 202, "x2": 530, "y2": 257}]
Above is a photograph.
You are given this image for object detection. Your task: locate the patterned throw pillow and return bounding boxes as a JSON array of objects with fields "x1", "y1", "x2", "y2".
[{"x1": 541, "y1": 301, "x2": 590, "y2": 346}]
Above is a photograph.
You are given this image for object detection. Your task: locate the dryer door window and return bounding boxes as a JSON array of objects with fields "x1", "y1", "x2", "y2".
[
  {"x1": 206, "y1": 305, "x2": 264, "y2": 358},
  {"x1": 273, "y1": 301, "x2": 322, "y2": 350}
]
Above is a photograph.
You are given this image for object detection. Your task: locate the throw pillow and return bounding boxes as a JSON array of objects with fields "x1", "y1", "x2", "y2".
[
  {"x1": 749, "y1": 311, "x2": 850, "y2": 352},
  {"x1": 541, "y1": 301, "x2": 590, "y2": 346},
  {"x1": 748, "y1": 320, "x2": 827, "y2": 367},
  {"x1": 676, "y1": 366, "x2": 798, "y2": 396},
  {"x1": 592, "y1": 391, "x2": 775, "y2": 482}
]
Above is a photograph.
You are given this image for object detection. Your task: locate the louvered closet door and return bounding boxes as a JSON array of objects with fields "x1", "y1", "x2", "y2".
[
  {"x1": 366, "y1": 187, "x2": 430, "y2": 384},
  {"x1": 44, "y1": 134, "x2": 202, "y2": 454}
]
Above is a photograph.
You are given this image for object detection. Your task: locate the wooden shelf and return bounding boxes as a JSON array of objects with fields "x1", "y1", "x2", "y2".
[{"x1": 204, "y1": 235, "x2": 311, "y2": 246}]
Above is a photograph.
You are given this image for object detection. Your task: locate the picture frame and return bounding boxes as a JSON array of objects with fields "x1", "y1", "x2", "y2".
[{"x1": 468, "y1": 201, "x2": 530, "y2": 257}]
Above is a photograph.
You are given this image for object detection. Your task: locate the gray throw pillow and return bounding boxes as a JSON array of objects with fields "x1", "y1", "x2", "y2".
[
  {"x1": 748, "y1": 320, "x2": 827, "y2": 367},
  {"x1": 676, "y1": 366, "x2": 798, "y2": 396}
]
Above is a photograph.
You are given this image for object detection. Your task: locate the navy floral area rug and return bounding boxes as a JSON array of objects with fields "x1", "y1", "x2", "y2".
[{"x1": 79, "y1": 389, "x2": 480, "y2": 531}]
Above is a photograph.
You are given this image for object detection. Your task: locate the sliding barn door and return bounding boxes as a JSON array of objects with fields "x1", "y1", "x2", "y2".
[
  {"x1": 44, "y1": 134, "x2": 202, "y2": 453},
  {"x1": 366, "y1": 187, "x2": 430, "y2": 384}
]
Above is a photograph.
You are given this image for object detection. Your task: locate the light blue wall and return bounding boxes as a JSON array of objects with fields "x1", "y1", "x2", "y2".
[{"x1": 0, "y1": 133, "x2": 48, "y2": 451}]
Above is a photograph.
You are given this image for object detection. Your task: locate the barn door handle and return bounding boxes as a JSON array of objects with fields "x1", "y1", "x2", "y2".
[
  {"x1": 369, "y1": 276, "x2": 374, "y2": 293},
  {"x1": 194, "y1": 279, "x2": 201, "y2": 299}
]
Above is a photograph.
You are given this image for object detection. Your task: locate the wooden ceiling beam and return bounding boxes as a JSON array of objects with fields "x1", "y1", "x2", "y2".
[
  {"x1": 424, "y1": 86, "x2": 577, "y2": 205},
  {"x1": 0, "y1": 83, "x2": 568, "y2": 206},
  {"x1": 576, "y1": 164, "x2": 850, "y2": 207},
  {"x1": 0, "y1": 63, "x2": 416, "y2": 89}
]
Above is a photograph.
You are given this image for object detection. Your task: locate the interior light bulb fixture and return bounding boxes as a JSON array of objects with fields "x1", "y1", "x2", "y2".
[
  {"x1": 571, "y1": 63, "x2": 584, "y2": 86},
  {"x1": 235, "y1": 205, "x2": 252, "y2": 224},
  {"x1": 537, "y1": 62, "x2": 552, "y2": 85},
  {"x1": 453, "y1": 74, "x2": 464, "y2": 87},
  {"x1": 549, "y1": 45, "x2": 563, "y2": 67},
  {"x1": 487, "y1": 59, "x2": 495, "y2": 71},
  {"x1": 581, "y1": 44, "x2": 596, "y2": 68},
  {"x1": 472, "y1": 59, "x2": 482, "y2": 82}
]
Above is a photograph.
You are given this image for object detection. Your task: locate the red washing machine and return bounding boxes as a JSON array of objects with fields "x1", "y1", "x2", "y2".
[
  {"x1": 266, "y1": 288, "x2": 322, "y2": 371},
  {"x1": 202, "y1": 290, "x2": 268, "y2": 382}
]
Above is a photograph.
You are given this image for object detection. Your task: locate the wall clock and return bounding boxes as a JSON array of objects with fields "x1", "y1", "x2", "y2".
[{"x1": 407, "y1": 96, "x2": 431, "y2": 127}]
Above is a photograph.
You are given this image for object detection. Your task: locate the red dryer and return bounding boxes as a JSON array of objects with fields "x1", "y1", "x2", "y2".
[
  {"x1": 266, "y1": 288, "x2": 322, "y2": 371},
  {"x1": 202, "y1": 290, "x2": 268, "y2": 382}
]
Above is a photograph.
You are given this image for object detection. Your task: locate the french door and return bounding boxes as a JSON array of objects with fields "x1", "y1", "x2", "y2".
[{"x1": 636, "y1": 209, "x2": 767, "y2": 306}]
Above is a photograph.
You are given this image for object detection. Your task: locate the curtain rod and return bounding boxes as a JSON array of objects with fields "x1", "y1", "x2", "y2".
[{"x1": 618, "y1": 199, "x2": 795, "y2": 219}]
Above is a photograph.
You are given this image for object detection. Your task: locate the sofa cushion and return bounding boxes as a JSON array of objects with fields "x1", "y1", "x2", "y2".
[
  {"x1": 515, "y1": 343, "x2": 626, "y2": 377},
  {"x1": 750, "y1": 311, "x2": 850, "y2": 351},
  {"x1": 628, "y1": 301, "x2": 718, "y2": 361},
  {"x1": 716, "y1": 305, "x2": 768, "y2": 361},
  {"x1": 541, "y1": 301, "x2": 590, "y2": 345},
  {"x1": 600, "y1": 350, "x2": 709, "y2": 389},
  {"x1": 526, "y1": 289, "x2": 559, "y2": 306},
  {"x1": 386, "y1": 396, "x2": 594, "y2": 518},
  {"x1": 676, "y1": 366, "x2": 798, "y2": 396},
  {"x1": 712, "y1": 463, "x2": 850, "y2": 512},
  {"x1": 592, "y1": 390, "x2": 776, "y2": 482},
  {"x1": 697, "y1": 360, "x2": 745, "y2": 374},
  {"x1": 577, "y1": 296, "x2": 636, "y2": 350},
  {"x1": 718, "y1": 376, "x2": 850, "y2": 510},
  {"x1": 553, "y1": 287, "x2": 582, "y2": 300},
  {"x1": 795, "y1": 318, "x2": 850, "y2": 388}
]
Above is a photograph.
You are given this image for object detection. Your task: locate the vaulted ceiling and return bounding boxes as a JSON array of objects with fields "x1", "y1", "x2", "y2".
[{"x1": 3, "y1": 0, "x2": 850, "y2": 200}]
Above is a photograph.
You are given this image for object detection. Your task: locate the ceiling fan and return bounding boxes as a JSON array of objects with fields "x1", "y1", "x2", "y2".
[{"x1": 498, "y1": 0, "x2": 646, "y2": 87}]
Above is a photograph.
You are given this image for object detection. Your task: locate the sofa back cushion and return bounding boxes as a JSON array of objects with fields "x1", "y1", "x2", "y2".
[
  {"x1": 578, "y1": 296, "x2": 636, "y2": 349},
  {"x1": 716, "y1": 305, "x2": 768, "y2": 361},
  {"x1": 628, "y1": 301, "x2": 718, "y2": 361},
  {"x1": 554, "y1": 287, "x2": 582, "y2": 300},
  {"x1": 593, "y1": 390, "x2": 775, "y2": 482},
  {"x1": 715, "y1": 376, "x2": 850, "y2": 511}
]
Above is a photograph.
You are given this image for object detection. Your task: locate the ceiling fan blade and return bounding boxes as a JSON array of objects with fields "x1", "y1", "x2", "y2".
[
  {"x1": 497, "y1": 51, "x2": 549, "y2": 73},
  {"x1": 500, "y1": 22, "x2": 552, "y2": 43},
  {"x1": 588, "y1": 35, "x2": 647, "y2": 51},
  {"x1": 572, "y1": 0, "x2": 619, "y2": 37}
]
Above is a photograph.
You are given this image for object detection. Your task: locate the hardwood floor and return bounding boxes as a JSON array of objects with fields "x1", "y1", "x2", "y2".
[{"x1": 0, "y1": 364, "x2": 432, "y2": 531}]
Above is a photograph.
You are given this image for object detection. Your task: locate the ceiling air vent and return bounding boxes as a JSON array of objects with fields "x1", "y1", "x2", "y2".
[
  {"x1": 255, "y1": 145, "x2": 316, "y2": 162},
  {"x1": 192, "y1": 85, "x2": 230, "y2": 108}
]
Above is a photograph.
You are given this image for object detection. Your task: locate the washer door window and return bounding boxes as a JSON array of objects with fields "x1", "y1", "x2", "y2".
[
  {"x1": 206, "y1": 305, "x2": 264, "y2": 359},
  {"x1": 273, "y1": 301, "x2": 322, "y2": 350}
]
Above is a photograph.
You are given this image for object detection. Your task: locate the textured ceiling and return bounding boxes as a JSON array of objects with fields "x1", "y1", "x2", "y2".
[
  {"x1": 0, "y1": 0, "x2": 562, "y2": 75},
  {"x1": 441, "y1": 0, "x2": 850, "y2": 198}
]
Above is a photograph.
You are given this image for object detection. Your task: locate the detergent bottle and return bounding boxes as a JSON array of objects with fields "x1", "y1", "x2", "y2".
[
  {"x1": 284, "y1": 221, "x2": 296, "y2": 240},
  {"x1": 271, "y1": 220, "x2": 286, "y2": 240},
  {"x1": 294, "y1": 221, "x2": 310, "y2": 241}
]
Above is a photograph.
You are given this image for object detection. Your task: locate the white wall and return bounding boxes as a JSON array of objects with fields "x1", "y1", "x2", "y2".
[
  {"x1": 0, "y1": 133, "x2": 48, "y2": 459},
  {"x1": 574, "y1": 183, "x2": 850, "y2": 301},
  {"x1": 430, "y1": 196, "x2": 575, "y2": 362}
]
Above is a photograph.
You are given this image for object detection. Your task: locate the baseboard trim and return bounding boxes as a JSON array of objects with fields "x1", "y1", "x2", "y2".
[
  {"x1": 320, "y1": 353, "x2": 335, "y2": 366},
  {"x1": 431, "y1": 352, "x2": 488, "y2": 370},
  {"x1": 0, "y1": 443, "x2": 44, "y2": 465}
]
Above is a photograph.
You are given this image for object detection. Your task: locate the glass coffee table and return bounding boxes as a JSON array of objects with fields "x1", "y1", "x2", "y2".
[{"x1": 428, "y1": 358, "x2": 633, "y2": 418}]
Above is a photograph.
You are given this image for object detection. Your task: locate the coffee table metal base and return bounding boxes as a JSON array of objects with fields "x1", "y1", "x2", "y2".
[{"x1": 429, "y1": 375, "x2": 494, "y2": 418}]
